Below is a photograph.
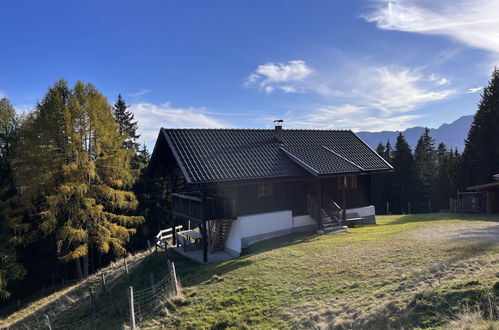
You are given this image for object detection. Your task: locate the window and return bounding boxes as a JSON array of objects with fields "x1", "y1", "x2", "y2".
[
  {"x1": 257, "y1": 183, "x2": 274, "y2": 197},
  {"x1": 337, "y1": 176, "x2": 358, "y2": 190}
]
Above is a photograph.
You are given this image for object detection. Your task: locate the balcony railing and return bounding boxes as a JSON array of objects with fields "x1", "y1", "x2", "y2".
[{"x1": 171, "y1": 193, "x2": 230, "y2": 222}]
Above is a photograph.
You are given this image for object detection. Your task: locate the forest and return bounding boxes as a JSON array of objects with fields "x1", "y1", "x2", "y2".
[{"x1": 1, "y1": 67, "x2": 499, "y2": 307}]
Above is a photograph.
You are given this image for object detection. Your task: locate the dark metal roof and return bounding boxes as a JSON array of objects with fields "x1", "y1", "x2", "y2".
[{"x1": 152, "y1": 128, "x2": 392, "y2": 183}]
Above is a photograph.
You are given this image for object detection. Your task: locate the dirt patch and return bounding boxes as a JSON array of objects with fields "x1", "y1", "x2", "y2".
[{"x1": 407, "y1": 222, "x2": 499, "y2": 242}]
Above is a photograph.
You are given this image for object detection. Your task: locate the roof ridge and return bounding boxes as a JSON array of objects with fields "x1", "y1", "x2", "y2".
[{"x1": 161, "y1": 127, "x2": 353, "y2": 132}]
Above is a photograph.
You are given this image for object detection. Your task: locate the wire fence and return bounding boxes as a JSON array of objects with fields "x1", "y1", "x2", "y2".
[{"x1": 8, "y1": 253, "x2": 179, "y2": 330}]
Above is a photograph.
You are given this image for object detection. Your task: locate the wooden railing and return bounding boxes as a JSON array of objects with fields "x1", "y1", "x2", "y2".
[
  {"x1": 323, "y1": 195, "x2": 342, "y2": 224},
  {"x1": 307, "y1": 193, "x2": 342, "y2": 225},
  {"x1": 171, "y1": 193, "x2": 228, "y2": 222},
  {"x1": 155, "y1": 225, "x2": 183, "y2": 249}
]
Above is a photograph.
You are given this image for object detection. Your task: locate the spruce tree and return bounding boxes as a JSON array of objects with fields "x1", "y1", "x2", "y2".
[
  {"x1": 391, "y1": 133, "x2": 415, "y2": 213},
  {"x1": 414, "y1": 128, "x2": 437, "y2": 212},
  {"x1": 0, "y1": 97, "x2": 25, "y2": 298},
  {"x1": 370, "y1": 143, "x2": 388, "y2": 214},
  {"x1": 113, "y1": 95, "x2": 144, "y2": 170},
  {"x1": 12, "y1": 80, "x2": 143, "y2": 279},
  {"x1": 462, "y1": 67, "x2": 499, "y2": 186}
]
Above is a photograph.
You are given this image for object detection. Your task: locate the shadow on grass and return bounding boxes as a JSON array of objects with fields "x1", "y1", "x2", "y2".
[
  {"x1": 382, "y1": 213, "x2": 499, "y2": 226},
  {"x1": 170, "y1": 232, "x2": 317, "y2": 287}
]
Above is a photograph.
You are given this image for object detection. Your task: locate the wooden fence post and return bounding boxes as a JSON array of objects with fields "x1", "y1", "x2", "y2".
[
  {"x1": 124, "y1": 258, "x2": 129, "y2": 275},
  {"x1": 408, "y1": 201, "x2": 411, "y2": 214},
  {"x1": 101, "y1": 273, "x2": 106, "y2": 292},
  {"x1": 128, "y1": 286, "x2": 136, "y2": 329},
  {"x1": 147, "y1": 240, "x2": 151, "y2": 252},
  {"x1": 386, "y1": 201, "x2": 390, "y2": 215},
  {"x1": 428, "y1": 200, "x2": 431, "y2": 213},
  {"x1": 171, "y1": 262, "x2": 179, "y2": 296},
  {"x1": 88, "y1": 287, "x2": 96, "y2": 318},
  {"x1": 45, "y1": 314, "x2": 52, "y2": 330}
]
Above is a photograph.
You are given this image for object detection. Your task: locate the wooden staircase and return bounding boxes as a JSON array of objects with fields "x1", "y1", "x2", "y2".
[
  {"x1": 308, "y1": 192, "x2": 345, "y2": 232},
  {"x1": 209, "y1": 219, "x2": 234, "y2": 253}
]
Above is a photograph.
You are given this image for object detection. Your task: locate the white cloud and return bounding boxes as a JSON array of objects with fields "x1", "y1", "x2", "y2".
[
  {"x1": 283, "y1": 104, "x2": 422, "y2": 132},
  {"x1": 246, "y1": 60, "x2": 311, "y2": 93},
  {"x1": 467, "y1": 86, "x2": 483, "y2": 94},
  {"x1": 129, "y1": 89, "x2": 151, "y2": 98},
  {"x1": 363, "y1": 0, "x2": 499, "y2": 54},
  {"x1": 354, "y1": 66, "x2": 455, "y2": 114},
  {"x1": 129, "y1": 102, "x2": 226, "y2": 146}
]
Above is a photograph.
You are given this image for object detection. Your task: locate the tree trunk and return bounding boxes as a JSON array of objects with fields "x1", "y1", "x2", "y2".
[
  {"x1": 75, "y1": 258, "x2": 83, "y2": 281},
  {"x1": 83, "y1": 254, "x2": 89, "y2": 278}
]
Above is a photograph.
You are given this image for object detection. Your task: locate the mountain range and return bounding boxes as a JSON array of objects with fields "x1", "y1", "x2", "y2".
[{"x1": 356, "y1": 115, "x2": 474, "y2": 152}]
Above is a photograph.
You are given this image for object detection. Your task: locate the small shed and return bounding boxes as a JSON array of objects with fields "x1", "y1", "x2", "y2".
[{"x1": 467, "y1": 173, "x2": 499, "y2": 214}]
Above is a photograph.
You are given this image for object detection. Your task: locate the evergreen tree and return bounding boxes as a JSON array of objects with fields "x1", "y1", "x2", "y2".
[
  {"x1": 414, "y1": 128, "x2": 436, "y2": 212},
  {"x1": 462, "y1": 67, "x2": 499, "y2": 187},
  {"x1": 435, "y1": 144, "x2": 461, "y2": 210},
  {"x1": 112, "y1": 95, "x2": 144, "y2": 170},
  {"x1": 370, "y1": 143, "x2": 387, "y2": 214},
  {"x1": 11, "y1": 80, "x2": 143, "y2": 279},
  {"x1": 391, "y1": 133, "x2": 415, "y2": 213},
  {"x1": 0, "y1": 97, "x2": 25, "y2": 298}
]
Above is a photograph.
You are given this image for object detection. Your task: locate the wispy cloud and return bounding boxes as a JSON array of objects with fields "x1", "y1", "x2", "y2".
[
  {"x1": 467, "y1": 86, "x2": 483, "y2": 94},
  {"x1": 129, "y1": 89, "x2": 151, "y2": 98},
  {"x1": 352, "y1": 66, "x2": 455, "y2": 114},
  {"x1": 363, "y1": 0, "x2": 499, "y2": 54},
  {"x1": 247, "y1": 59, "x2": 455, "y2": 131},
  {"x1": 246, "y1": 60, "x2": 311, "y2": 93},
  {"x1": 130, "y1": 102, "x2": 226, "y2": 146}
]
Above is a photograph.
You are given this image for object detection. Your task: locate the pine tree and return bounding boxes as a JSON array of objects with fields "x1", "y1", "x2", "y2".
[
  {"x1": 0, "y1": 97, "x2": 25, "y2": 298},
  {"x1": 372, "y1": 142, "x2": 386, "y2": 215},
  {"x1": 435, "y1": 143, "x2": 461, "y2": 210},
  {"x1": 414, "y1": 128, "x2": 437, "y2": 212},
  {"x1": 12, "y1": 80, "x2": 143, "y2": 279},
  {"x1": 391, "y1": 133, "x2": 415, "y2": 214},
  {"x1": 462, "y1": 67, "x2": 499, "y2": 187},
  {"x1": 113, "y1": 95, "x2": 143, "y2": 170}
]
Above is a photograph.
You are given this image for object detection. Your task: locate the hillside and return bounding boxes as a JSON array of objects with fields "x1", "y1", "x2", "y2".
[
  {"x1": 357, "y1": 115, "x2": 474, "y2": 152},
  {"x1": 4, "y1": 214, "x2": 498, "y2": 329}
]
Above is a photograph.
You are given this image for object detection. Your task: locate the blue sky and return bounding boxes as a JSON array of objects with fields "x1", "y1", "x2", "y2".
[{"x1": 1, "y1": 0, "x2": 497, "y2": 148}]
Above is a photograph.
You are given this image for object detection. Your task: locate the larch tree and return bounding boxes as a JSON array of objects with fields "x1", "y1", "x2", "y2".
[
  {"x1": 12, "y1": 80, "x2": 143, "y2": 279},
  {"x1": 462, "y1": 67, "x2": 499, "y2": 187},
  {"x1": 0, "y1": 97, "x2": 25, "y2": 299}
]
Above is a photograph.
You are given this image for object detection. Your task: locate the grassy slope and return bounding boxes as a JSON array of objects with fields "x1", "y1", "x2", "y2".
[
  {"x1": 144, "y1": 214, "x2": 499, "y2": 329},
  {"x1": 3, "y1": 214, "x2": 498, "y2": 329}
]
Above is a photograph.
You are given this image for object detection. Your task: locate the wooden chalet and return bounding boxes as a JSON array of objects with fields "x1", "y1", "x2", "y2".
[
  {"x1": 465, "y1": 174, "x2": 499, "y2": 213},
  {"x1": 148, "y1": 122, "x2": 392, "y2": 263}
]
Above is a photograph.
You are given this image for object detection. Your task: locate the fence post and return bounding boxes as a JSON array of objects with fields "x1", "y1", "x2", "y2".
[
  {"x1": 88, "y1": 287, "x2": 97, "y2": 317},
  {"x1": 408, "y1": 201, "x2": 411, "y2": 214},
  {"x1": 147, "y1": 240, "x2": 151, "y2": 252},
  {"x1": 124, "y1": 258, "x2": 129, "y2": 275},
  {"x1": 128, "y1": 286, "x2": 136, "y2": 329},
  {"x1": 45, "y1": 314, "x2": 52, "y2": 330},
  {"x1": 171, "y1": 262, "x2": 179, "y2": 296},
  {"x1": 101, "y1": 273, "x2": 106, "y2": 292},
  {"x1": 386, "y1": 201, "x2": 390, "y2": 215},
  {"x1": 428, "y1": 200, "x2": 431, "y2": 213}
]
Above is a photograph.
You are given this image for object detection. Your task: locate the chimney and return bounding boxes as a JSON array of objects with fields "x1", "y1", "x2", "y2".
[{"x1": 273, "y1": 119, "x2": 284, "y2": 142}]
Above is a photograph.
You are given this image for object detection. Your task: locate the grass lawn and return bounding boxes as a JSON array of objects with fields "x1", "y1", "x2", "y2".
[{"x1": 143, "y1": 214, "x2": 499, "y2": 329}]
